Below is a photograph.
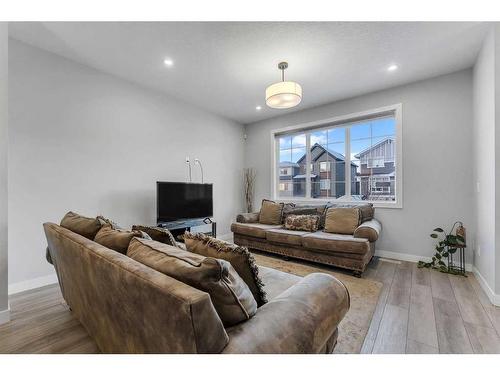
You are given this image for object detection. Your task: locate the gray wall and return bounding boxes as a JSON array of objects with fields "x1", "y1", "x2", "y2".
[
  {"x1": 473, "y1": 27, "x2": 496, "y2": 293},
  {"x1": 0, "y1": 23, "x2": 8, "y2": 322},
  {"x1": 8, "y1": 39, "x2": 245, "y2": 286},
  {"x1": 244, "y1": 69, "x2": 474, "y2": 262}
]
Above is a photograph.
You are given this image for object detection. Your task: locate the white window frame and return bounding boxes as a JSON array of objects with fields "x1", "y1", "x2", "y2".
[{"x1": 270, "y1": 103, "x2": 403, "y2": 209}]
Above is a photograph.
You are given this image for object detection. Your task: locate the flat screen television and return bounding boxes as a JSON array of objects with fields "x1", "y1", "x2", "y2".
[{"x1": 157, "y1": 182, "x2": 213, "y2": 223}]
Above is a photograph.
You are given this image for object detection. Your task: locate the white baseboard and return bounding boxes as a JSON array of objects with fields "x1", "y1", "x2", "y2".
[
  {"x1": 472, "y1": 266, "x2": 500, "y2": 306},
  {"x1": 375, "y1": 249, "x2": 473, "y2": 272},
  {"x1": 8, "y1": 273, "x2": 58, "y2": 296},
  {"x1": 0, "y1": 305, "x2": 10, "y2": 325}
]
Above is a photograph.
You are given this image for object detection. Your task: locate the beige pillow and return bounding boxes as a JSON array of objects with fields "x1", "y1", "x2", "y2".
[
  {"x1": 324, "y1": 207, "x2": 360, "y2": 235},
  {"x1": 258, "y1": 199, "x2": 284, "y2": 225},
  {"x1": 128, "y1": 237, "x2": 257, "y2": 327},
  {"x1": 60, "y1": 211, "x2": 102, "y2": 239},
  {"x1": 94, "y1": 224, "x2": 144, "y2": 254},
  {"x1": 184, "y1": 232, "x2": 267, "y2": 306}
]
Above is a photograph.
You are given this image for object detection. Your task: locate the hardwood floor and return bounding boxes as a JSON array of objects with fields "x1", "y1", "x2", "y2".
[{"x1": 1, "y1": 256, "x2": 499, "y2": 354}]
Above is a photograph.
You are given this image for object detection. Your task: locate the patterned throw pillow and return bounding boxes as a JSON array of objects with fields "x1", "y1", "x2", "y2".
[
  {"x1": 283, "y1": 214, "x2": 320, "y2": 232},
  {"x1": 258, "y1": 199, "x2": 284, "y2": 225},
  {"x1": 132, "y1": 225, "x2": 179, "y2": 248},
  {"x1": 97, "y1": 215, "x2": 122, "y2": 229},
  {"x1": 183, "y1": 232, "x2": 267, "y2": 306}
]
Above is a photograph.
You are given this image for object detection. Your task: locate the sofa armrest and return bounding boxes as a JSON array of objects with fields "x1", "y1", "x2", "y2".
[
  {"x1": 236, "y1": 212, "x2": 260, "y2": 223},
  {"x1": 221, "y1": 273, "x2": 349, "y2": 354},
  {"x1": 354, "y1": 219, "x2": 381, "y2": 242},
  {"x1": 46, "y1": 246, "x2": 53, "y2": 265}
]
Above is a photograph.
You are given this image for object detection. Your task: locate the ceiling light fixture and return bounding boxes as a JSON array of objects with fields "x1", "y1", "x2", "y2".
[
  {"x1": 265, "y1": 62, "x2": 302, "y2": 109},
  {"x1": 163, "y1": 58, "x2": 174, "y2": 67},
  {"x1": 387, "y1": 64, "x2": 398, "y2": 72}
]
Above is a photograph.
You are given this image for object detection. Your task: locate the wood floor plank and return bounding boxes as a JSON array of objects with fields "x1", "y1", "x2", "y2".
[
  {"x1": 407, "y1": 284, "x2": 438, "y2": 349},
  {"x1": 430, "y1": 270, "x2": 455, "y2": 302},
  {"x1": 406, "y1": 339, "x2": 439, "y2": 354},
  {"x1": 360, "y1": 260, "x2": 397, "y2": 353},
  {"x1": 464, "y1": 322, "x2": 500, "y2": 354},
  {"x1": 387, "y1": 261, "x2": 412, "y2": 309},
  {"x1": 372, "y1": 304, "x2": 408, "y2": 354},
  {"x1": 449, "y1": 274, "x2": 493, "y2": 329},
  {"x1": 433, "y1": 297, "x2": 473, "y2": 353},
  {"x1": 412, "y1": 262, "x2": 431, "y2": 287},
  {"x1": 468, "y1": 274, "x2": 500, "y2": 336}
]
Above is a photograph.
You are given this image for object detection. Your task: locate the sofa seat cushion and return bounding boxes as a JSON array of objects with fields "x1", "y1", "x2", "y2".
[
  {"x1": 231, "y1": 222, "x2": 282, "y2": 239},
  {"x1": 258, "y1": 266, "x2": 301, "y2": 301},
  {"x1": 128, "y1": 237, "x2": 257, "y2": 327},
  {"x1": 266, "y1": 228, "x2": 310, "y2": 246},
  {"x1": 301, "y1": 231, "x2": 370, "y2": 255}
]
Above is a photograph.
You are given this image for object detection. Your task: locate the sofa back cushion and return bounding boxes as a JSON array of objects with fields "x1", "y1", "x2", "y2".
[
  {"x1": 94, "y1": 224, "x2": 145, "y2": 254},
  {"x1": 128, "y1": 237, "x2": 257, "y2": 327},
  {"x1": 184, "y1": 232, "x2": 267, "y2": 306},
  {"x1": 258, "y1": 199, "x2": 284, "y2": 225},
  {"x1": 283, "y1": 214, "x2": 320, "y2": 232},
  {"x1": 324, "y1": 207, "x2": 360, "y2": 235},
  {"x1": 327, "y1": 202, "x2": 374, "y2": 223},
  {"x1": 60, "y1": 211, "x2": 102, "y2": 239}
]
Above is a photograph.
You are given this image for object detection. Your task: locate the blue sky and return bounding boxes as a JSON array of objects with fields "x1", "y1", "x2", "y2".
[{"x1": 279, "y1": 117, "x2": 395, "y2": 164}]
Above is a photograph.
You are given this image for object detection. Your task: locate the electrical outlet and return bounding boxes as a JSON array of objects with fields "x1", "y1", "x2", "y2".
[
  {"x1": 476, "y1": 244, "x2": 481, "y2": 256},
  {"x1": 476, "y1": 182, "x2": 480, "y2": 193}
]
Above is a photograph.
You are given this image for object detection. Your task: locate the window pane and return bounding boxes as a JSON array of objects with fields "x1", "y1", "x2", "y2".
[
  {"x1": 350, "y1": 121, "x2": 396, "y2": 202},
  {"x1": 371, "y1": 117, "x2": 396, "y2": 138},
  {"x1": 291, "y1": 134, "x2": 306, "y2": 148},
  {"x1": 350, "y1": 122, "x2": 371, "y2": 141},
  {"x1": 291, "y1": 147, "x2": 306, "y2": 163},
  {"x1": 310, "y1": 130, "x2": 327, "y2": 146},
  {"x1": 279, "y1": 149, "x2": 292, "y2": 163},
  {"x1": 327, "y1": 127, "x2": 346, "y2": 144},
  {"x1": 279, "y1": 136, "x2": 292, "y2": 150}
]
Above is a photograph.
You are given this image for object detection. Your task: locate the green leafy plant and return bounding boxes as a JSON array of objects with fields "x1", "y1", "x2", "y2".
[{"x1": 417, "y1": 226, "x2": 466, "y2": 275}]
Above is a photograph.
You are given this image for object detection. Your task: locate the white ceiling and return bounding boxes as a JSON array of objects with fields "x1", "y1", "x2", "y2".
[{"x1": 9, "y1": 22, "x2": 489, "y2": 124}]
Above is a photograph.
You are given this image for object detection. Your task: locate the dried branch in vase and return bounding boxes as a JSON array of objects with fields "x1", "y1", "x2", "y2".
[{"x1": 244, "y1": 168, "x2": 256, "y2": 213}]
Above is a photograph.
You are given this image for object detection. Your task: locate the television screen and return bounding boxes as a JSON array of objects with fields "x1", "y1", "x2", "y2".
[{"x1": 157, "y1": 182, "x2": 213, "y2": 222}]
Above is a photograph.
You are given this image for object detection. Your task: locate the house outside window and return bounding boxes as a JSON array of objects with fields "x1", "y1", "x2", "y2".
[{"x1": 273, "y1": 104, "x2": 402, "y2": 208}]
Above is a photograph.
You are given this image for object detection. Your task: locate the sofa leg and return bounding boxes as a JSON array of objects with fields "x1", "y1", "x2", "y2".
[{"x1": 352, "y1": 270, "x2": 362, "y2": 278}]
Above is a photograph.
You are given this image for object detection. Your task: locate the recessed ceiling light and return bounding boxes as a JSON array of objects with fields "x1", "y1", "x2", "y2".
[
  {"x1": 163, "y1": 58, "x2": 174, "y2": 67},
  {"x1": 387, "y1": 64, "x2": 398, "y2": 72},
  {"x1": 256, "y1": 106, "x2": 262, "y2": 111}
]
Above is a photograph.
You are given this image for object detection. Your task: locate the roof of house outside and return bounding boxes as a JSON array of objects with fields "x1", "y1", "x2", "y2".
[
  {"x1": 279, "y1": 161, "x2": 300, "y2": 167},
  {"x1": 354, "y1": 136, "x2": 395, "y2": 159},
  {"x1": 296, "y1": 143, "x2": 357, "y2": 167}
]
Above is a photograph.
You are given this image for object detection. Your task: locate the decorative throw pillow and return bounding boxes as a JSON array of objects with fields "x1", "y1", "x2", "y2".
[
  {"x1": 94, "y1": 224, "x2": 145, "y2": 254},
  {"x1": 127, "y1": 237, "x2": 257, "y2": 327},
  {"x1": 183, "y1": 231, "x2": 267, "y2": 306},
  {"x1": 295, "y1": 203, "x2": 329, "y2": 229},
  {"x1": 324, "y1": 207, "x2": 360, "y2": 235},
  {"x1": 281, "y1": 207, "x2": 319, "y2": 223},
  {"x1": 60, "y1": 211, "x2": 102, "y2": 239},
  {"x1": 283, "y1": 214, "x2": 320, "y2": 232},
  {"x1": 132, "y1": 225, "x2": 179, "y2": 248},
  {"x1": 258, "y1": 199, "x2": 284, "y2": 225}
]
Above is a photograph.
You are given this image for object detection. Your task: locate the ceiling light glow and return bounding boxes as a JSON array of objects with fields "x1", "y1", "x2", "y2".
[
  {"x1": 163, "y1": 58, "x2": 174, "y2": 67},
  {"x1": 387, "y1": 64, "x2": 398, "y2": 72}
]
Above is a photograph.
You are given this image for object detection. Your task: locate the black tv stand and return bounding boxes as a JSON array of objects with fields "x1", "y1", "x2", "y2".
[{"x1": 157, "y1": 218, "x2": 216, "y2": 241}]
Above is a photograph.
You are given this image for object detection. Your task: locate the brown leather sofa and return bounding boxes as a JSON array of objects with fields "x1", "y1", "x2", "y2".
[
  {"x1": 44, "y1": 222, "x2": 349, "y2": 354},
  {"x1": 231, "y1": 202, "x2": 381, "y2": 276}
]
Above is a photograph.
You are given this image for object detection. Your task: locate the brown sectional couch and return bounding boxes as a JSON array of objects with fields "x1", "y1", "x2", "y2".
[
  {"x1": 44, "y1": 222, "x2": 349, "y2": 354},
  {"x1": 231, "y1": 202, "x2": 381, "y2": 276}
]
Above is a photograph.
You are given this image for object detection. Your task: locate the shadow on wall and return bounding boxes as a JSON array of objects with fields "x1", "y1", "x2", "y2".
[{"x1": 97, "y1": 189, "x2": 156, "y2": 227}]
